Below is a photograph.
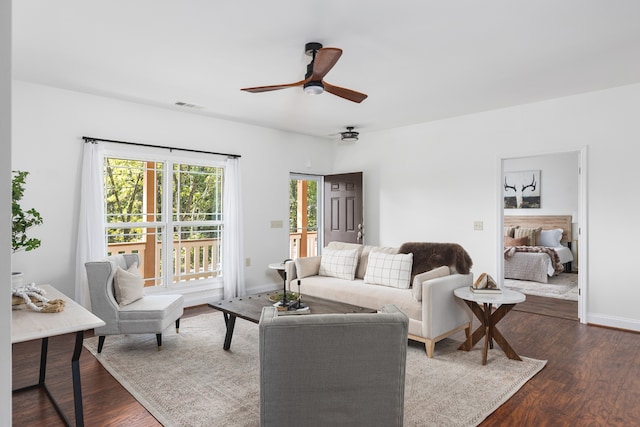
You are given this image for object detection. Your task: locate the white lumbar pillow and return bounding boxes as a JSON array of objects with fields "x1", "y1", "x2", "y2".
[
  {"x1": 114, "y1": 262, "x2": 144, "y2": 306},
  {"x1": 364, "y1": 251, "x2": 413, "y2": 289},
  {"x1": 318, "y1": 248, "x2": 359, "y2": 281}
]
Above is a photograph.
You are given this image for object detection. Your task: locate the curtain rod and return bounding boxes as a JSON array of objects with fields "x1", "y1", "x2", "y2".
[{"x1": 82, "y1": 136, "x2": 241, "y2": 158}]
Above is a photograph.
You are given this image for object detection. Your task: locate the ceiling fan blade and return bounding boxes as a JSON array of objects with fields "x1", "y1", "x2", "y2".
[
  {"x1": 324, "y1": 82, "x2": 368, "y2": 103},
  {"x1": 241, "y1": 79, "x2": 307, "y2": 93},
  {"x1": 310, "y1": 48, "x2": 343, "y2": 80}
]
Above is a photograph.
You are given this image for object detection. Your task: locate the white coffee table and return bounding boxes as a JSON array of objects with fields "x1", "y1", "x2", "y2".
[{"x1": 454, "y1": 287, "x2": 526, "y2": 365}]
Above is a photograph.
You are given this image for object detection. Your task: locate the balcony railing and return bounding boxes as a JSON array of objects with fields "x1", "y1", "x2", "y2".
[
  {"x1": 289, "y1": 231, "x2": 318, "y2": 259},
  {"x1": 108, "y1": 238, "x2": 220, "y2": 286},
  {"x1": 108, "y1": 232, "x2": 316, "y2": 286}
]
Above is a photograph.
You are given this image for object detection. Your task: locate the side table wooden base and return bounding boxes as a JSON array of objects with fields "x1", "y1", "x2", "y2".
[{"x1": 458, "y1": 300, "x2": 522, "y2": 365}]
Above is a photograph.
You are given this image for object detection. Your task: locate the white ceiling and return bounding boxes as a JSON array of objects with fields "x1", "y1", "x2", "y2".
[{"x1": 12, "y1": 1, "x2": 640, "y2": 139}]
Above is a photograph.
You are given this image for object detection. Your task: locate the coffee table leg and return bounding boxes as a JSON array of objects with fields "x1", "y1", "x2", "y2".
[{"x1": 222, "y1": 313, "x2": 237, "y2": 350}]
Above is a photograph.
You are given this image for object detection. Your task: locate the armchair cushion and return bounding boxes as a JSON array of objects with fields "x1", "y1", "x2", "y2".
[{"x1": 114, "y1": 262, "x2": 144, "y2": 306}]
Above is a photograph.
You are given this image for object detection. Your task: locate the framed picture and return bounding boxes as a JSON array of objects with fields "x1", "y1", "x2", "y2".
[{"x1": 504, "y1": 170, "x2": 540, "y2": 209}]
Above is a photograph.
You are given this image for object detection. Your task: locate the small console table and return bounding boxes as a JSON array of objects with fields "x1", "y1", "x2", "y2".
[
  {"x1": 12, "y1": 285, "x2": 105, "y2": 426},
  {"x1": 454, "y1": 287, "x2": 525, "y2": 365}
]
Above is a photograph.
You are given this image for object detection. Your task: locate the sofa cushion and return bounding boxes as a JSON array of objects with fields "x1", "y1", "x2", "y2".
[
  {"x1": 114, "y1": 262, "x2": 144, "y2": 306},
  {"x1": 295, "y1": 256, "x2": 321, "y2": 279},
  {"x1": 411, "y1": 266, "x2": 450, "y2": 302},
  {"x1": 319, "y1": 248, "x2": 359, "y2": 281},
  {"x1": 364, "y1": 251, "x2": 413, "y2": 289},
  {"x1": 357, "y1": 245, "x2": 399, "y2": 279},
  {"x1": 296, "y1": 276, "x2": 421, "y2": 321}
]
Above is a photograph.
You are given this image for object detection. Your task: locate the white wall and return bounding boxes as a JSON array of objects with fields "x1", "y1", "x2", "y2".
[
  {"x1": 11, "y1": 81, "x2": 333, "y2": 301},
  {"x1": 332, "y1": 83, "x2": 640, "y2": 331},
  {"x1": 1, "y1": 0, "x2": 12, "y2": 422}
]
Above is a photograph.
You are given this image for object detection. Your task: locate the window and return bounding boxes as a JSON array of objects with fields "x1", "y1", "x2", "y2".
[{"x1": 104, "y1": 150, "x2": 225, "y2": 291}]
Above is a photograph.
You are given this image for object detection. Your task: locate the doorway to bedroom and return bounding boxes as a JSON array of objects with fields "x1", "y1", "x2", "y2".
[{"x1": 499, "y1": 149, "x2": 586, "y2": 322}]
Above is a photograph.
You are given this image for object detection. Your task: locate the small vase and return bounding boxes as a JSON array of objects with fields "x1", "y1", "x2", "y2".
[{"x1": 11, "y1": 272, "x2": 24, "y2": 289}]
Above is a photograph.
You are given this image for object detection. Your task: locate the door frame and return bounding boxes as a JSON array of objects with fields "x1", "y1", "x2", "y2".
[{"x1": 497, "y1": 146, "x2": 588, "y2": 323}]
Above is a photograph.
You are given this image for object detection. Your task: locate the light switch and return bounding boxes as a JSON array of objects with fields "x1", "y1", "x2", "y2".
[
  {"x1": 473, "y1": 221, "x2": 483, "y2": 231},
  {"x1": 270, "y1": 220, "x2": 283, "y2": 229},
  {"x1": 245, "y1": 258, "x2": 251, "y2": 267}
]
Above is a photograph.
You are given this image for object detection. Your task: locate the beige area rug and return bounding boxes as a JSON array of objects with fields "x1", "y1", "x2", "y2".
[
  {"x1": 504, "y1": 272, "x2": 578, "y2": 301},
  {"x1": 84, "y1": 312, "x2": 546, "y2": 427}
]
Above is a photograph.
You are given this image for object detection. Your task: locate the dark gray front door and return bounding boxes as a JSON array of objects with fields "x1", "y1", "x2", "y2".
[{"x1": 323, "y1": 172, "x2": 363, "y2": 245}]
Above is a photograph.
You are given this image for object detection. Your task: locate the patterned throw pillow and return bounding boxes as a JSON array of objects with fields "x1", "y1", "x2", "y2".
[
  {"x1": 364, "y1": 251, "x2": 414, "y2": 289},
  {"x1": 514, "y1": 227, "x2": 542, "y2": 246},
  {"x1": 318, "y1": 248, "x2": 359, "y2": 281}
]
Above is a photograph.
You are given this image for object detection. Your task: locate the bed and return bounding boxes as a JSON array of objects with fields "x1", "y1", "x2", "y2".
[{"x1": 503, "y1": 215, "x2": 574, "y2": 283}]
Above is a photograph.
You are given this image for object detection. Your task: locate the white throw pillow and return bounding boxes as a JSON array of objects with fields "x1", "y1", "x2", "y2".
[
  {"x1": 318, "y1": 248, "x2": 359, "y2": 281},
  {"x1": 114, "y1": 262, "x2": 144, "y2": 306},
  {"x1": 539, "y1": 228, "x2": 564, "y2": 247},
  {"x1": 364, "y1": 251, "x2": 413, "y2": 289}
]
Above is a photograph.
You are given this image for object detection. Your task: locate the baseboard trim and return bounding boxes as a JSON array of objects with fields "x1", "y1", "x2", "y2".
[{"x1": 587, "y1": 313, "x2": 640, "y2": 333}]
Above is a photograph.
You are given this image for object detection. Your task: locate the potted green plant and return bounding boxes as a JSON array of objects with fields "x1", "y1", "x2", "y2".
[{"x1": 12, "y1": 170, "x2": 43, "y2": 287}]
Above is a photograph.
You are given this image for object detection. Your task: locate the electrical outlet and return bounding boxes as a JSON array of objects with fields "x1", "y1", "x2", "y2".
[{"x1": 473, "y1": 221, "x2": 483, "y2": 231}]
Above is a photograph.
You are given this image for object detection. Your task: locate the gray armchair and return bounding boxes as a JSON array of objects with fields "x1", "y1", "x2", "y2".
[
  {"x1": 259, "y1": 304, "x2": 409, "y2": 427},
  {"x1": 84, "y1": 254, "x2": 184, "y2": 353}
]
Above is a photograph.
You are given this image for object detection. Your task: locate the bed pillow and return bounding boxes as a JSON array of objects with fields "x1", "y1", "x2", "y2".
[
  {"x1": 514, "y1": 227, "x2": 542, "y2": 246},
  {"x1": 504, "y1": 236, "x2": 529, "y2": 247},
  {"x1": 114, "y1": 262, "x2": 144, "y2": 306},
  {"x1": 364, "y1": 251, "x2": 413, "y2": 289},
  {"x1": 539, "y1": 228, "x2": 564, "y2": 247},
  {"x1": 318, "y1": 248, "x2": 359, "y2": 281},
  {"x1": 504, "y1": 226, "x2": 518, "y2": 238}
]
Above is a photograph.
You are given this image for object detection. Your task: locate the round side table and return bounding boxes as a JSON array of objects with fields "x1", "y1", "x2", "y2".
[{"x1": 454, "y1": 287, "x2": 526, "y2": 365}]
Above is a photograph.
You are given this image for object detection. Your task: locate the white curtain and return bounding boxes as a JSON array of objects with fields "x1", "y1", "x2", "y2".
[
  {"x1": 222, "y1": 157, "x2": 245, "y2": 298},
  {"x1": 74, "y1": 141, "x2": 105, "y2": 309}
]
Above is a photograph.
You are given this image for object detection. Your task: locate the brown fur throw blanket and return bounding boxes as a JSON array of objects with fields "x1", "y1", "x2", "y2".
[{"x1": 398, "y1": 242, "x2": 473, "y2": 281}]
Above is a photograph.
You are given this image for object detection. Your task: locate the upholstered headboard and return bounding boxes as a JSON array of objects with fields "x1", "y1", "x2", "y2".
[{"x1": 504, "y1": 215, "x2": 573, "y2": 243}]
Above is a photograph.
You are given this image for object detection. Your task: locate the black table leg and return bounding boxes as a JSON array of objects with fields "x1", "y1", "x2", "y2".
[
  {"x1": 71, "y1": 331, "x2": 85, "y2": 426},
  {"x1": 222, "y1": 313, "x2": 237, "y2": 350}
]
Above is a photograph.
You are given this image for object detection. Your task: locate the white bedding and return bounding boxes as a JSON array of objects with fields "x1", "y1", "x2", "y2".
[
  {"x1": 504, "y1": 245, "x2": 574, "y2": 282},
  {"x1": 552, "y1": 246, "x2": 574, "y2": 265}
]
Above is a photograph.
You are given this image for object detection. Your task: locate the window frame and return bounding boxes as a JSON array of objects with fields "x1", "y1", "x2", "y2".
[{"x1": 102, "y1": 143, "x2": 226, "y2": 295}]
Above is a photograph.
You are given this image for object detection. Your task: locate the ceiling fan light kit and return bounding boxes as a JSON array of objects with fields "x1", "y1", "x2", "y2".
[
  {"x1": 340, "y1": 127, "x2": 359, "y2": 143},
  {"x1": 240, "y1": 42, "x2": 368, "y2": 103},
  {"x1": 303, "y1": 80, "x2": 324, "y2": 95}
]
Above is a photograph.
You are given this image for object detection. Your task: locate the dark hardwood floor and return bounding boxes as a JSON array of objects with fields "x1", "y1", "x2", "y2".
[{"x1": 12, "y1": 303, "x2": 639, "y2": 426}]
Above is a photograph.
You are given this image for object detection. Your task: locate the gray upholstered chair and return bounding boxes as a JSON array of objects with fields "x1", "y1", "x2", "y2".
[
  {"x1": 259, "y1": 304, "x2": 409, "y2": 427},
  {"x1": 84, "y1": 254, "x2": 184, "y2": 353}
]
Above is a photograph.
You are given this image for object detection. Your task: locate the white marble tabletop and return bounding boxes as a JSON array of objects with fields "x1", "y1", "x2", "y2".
[
  {"x1": 454, "y1": 286, "x2": 526, "y2": 305},
  {"x1": 12, "y1": 284, "x2": 105, "y2": 344},
  {"x1": 268, "y1": 262, "x2": 286, "y2": 270}
]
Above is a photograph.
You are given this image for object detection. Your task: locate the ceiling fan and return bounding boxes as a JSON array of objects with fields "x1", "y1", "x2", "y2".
[{"x1": 241, "y1": 42, "x2": 368, "y2": 103}]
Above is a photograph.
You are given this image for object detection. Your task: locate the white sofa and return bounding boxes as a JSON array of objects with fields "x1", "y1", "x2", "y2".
[{"x1": 284, "y1": 241, "x2": 473, "y2": 357}]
